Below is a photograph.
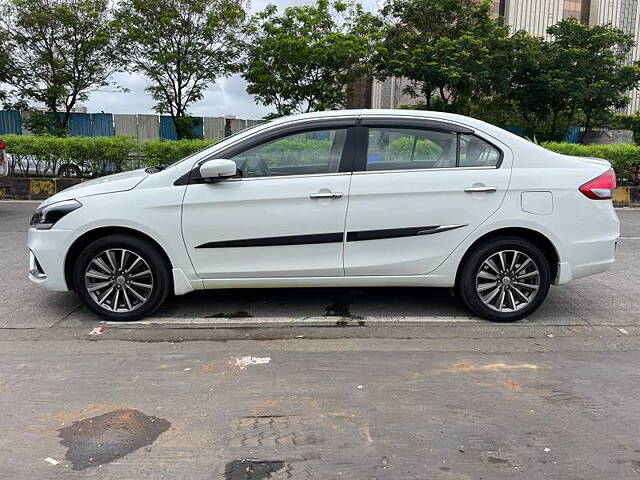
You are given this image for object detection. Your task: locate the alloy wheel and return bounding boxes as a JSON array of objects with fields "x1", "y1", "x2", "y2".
[
  {"x1": 475, "y1": 249, "x2": 540, "y2": 313},
  {"x1": 84, "y1": 249, "x2": 154, "y2": 313}
]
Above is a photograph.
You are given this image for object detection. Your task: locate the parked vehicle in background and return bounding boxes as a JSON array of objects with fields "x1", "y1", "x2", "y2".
[
  {"x1": 4, "y1": 152, "x2": 89, "y2": 177},
  {"x1": 27, "y1": 110, "x2": 620, "y2": 322},
  {"x1": 0, "y1": 140, "x2": 6, "y2": 177},
  {"x1": 3, "y1": 152, "x2": 125, "y2": 178}
]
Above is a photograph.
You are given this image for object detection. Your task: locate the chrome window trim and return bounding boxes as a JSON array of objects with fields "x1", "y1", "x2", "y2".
[
  {"x1": 235, "y1": 172, "x2": 352, "y2": 182},
  {"x1": 352, "y1": 166, "x2": 499, "y2": 176}
]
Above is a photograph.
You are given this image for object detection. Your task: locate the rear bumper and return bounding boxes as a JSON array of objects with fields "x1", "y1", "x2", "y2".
[
  {"x1": 555, "y1": 236, "x2": 617, "y2": 285},
  {"x1": 27, "y1": 228, "x2": 72, "y2": 291}
]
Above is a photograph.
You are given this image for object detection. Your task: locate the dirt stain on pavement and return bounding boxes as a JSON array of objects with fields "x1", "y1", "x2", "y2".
[
  {"x1": 505, "y1": 380, "x2": 523, "y2": 392},
  {"x1": 487, "y1": 456, "x2": 509, "y2": 464},
  {"x1": 58, "y1": 408, "x2": 170, "y2": 470},
  {"x1": 447, "y1": 361, "x2": 539, "y2": 372},
  {"x1": 225, "y1": 460, "x2": 285, "y2": 479}
]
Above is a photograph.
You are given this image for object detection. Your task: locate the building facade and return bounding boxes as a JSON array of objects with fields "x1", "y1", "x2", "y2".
[{"x1": 371, "y1": 0, "x2": 640, "y2": 113}]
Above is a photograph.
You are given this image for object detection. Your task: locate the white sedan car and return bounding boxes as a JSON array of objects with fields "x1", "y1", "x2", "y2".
[{"x1": 27, "y1": 110, "x2": 619, "y2": 322}]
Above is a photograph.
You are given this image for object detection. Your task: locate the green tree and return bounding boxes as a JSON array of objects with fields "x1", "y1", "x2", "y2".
[
  {"x1": 488, "y1": 31, "x2": 563, "y2": 139},
  {"x1": 377, "y1": 0, "x2": 509, "y2": 112},
  {"x1": 116, "y1": 0, "x2": 247, "y2": 139},
  {"x1": 494, "y1": 20, "x2": 640, "y2": 141},
  {"x1": 243, "y1": 0, "x2": 383, "y2": 117},
  {"x1": 1, "y1": 0, "x2": 121, "y2": 134},
  {"x1": 547, "y1": 19, "x2": 640, "y2": 142}
]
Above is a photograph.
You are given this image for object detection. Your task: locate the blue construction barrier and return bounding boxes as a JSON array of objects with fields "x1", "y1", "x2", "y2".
[
  {"x1": 0, "y1": 111, "x2": 22, "y2": 135},
  {"x1": 564, "y1": 126, "x2": 581, "y2": 144},
  {"x1": 499, "y1": 125, "x2": 525, "y2": 136},
  {"x1": 91, "y1": 113, "x2": 115, "y2": 137},
  {"x1": 160, "y1": 115, "x2": 204, "y2": 140}
]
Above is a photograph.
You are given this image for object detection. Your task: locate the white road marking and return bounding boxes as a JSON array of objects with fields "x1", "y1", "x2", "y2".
[{"x1": 619, "y1": 236, "x2": 640, "y2": 240}]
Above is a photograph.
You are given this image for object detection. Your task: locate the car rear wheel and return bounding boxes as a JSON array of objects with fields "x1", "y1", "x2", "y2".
[
  {"x1": 457, "y1": 236, "x2": 551, "y2": 322},
  {"x1": 73, "y1": 234, "x2": 171, "y2": 321}
]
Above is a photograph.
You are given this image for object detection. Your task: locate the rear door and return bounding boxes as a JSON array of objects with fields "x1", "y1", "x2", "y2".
[
  {"x1": 181, "y1": 119, "x2": 357, "y2": 278},
  {"x1": 344, "y1": 118, "x2": 512, "y2": 276}
]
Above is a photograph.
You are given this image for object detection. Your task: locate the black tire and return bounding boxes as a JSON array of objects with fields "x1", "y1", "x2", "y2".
[
  {"x1": 58, "y1": 163, "x2": 82, "y2": 177},
  {"x1": 73, "y1": 234, "x2": 171, "y2": 321},
  {"x1": 456, "y1": 236, "x2": 551, "y2": 322}
]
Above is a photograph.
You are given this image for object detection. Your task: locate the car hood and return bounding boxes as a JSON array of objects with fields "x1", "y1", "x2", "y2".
[{"x1": 39, "y1": 169, "x2": 149, "y2": 207}]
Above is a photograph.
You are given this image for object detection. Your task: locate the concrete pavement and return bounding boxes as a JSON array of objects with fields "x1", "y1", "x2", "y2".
[{"x1": 3, "y1": 337, "x2": 640, "y2": 479}]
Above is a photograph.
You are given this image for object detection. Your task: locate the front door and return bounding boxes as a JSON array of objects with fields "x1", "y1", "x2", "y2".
[
  {"x1": 182, "y1": 124, "x2": 355, "y2": 278},
  {"x1": 344, "y1": 121, "x2": 511, "y2": 276}
]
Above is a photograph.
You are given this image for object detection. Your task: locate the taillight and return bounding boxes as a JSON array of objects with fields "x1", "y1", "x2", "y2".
[{"x1": 579, "y1": 168, "x2": 617, "y2": 200}]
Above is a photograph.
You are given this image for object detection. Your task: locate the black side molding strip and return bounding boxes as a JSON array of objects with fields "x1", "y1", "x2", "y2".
[
  {"x1": 347, "y1": 224, "x2": 467, "y2": 242},
  {"x1": 195, "y1": 224, "x2": 467, "y2": 248},
  {"x1": 196, "y1": 232, "x2": 344, "y2": 248}
]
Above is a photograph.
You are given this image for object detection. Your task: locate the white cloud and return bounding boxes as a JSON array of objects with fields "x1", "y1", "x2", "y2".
[{"x1": 86, "y1": 72, "x2": 275, "y2": 120}]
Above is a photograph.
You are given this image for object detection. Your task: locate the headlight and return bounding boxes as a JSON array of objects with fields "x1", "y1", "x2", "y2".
[{"x1": 30, "y1": 199, "x2": 82, "y2": 230}]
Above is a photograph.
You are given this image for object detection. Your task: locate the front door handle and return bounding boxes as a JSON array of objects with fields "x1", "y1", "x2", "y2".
[
  {"x1": 464, "y1": 186, "x2": 497, "y2": 193},
  {"x1": 310, "y1": 191, "x2": 343, "y2": 199}
]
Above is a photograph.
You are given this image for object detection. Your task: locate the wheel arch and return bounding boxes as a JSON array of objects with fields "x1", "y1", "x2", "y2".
[
  {"x1": 455, "y1": 227, "x2": 559, "y2": 286},
  {"x1": 64, "y1": 226, "x2": 173, "y2": 291}
]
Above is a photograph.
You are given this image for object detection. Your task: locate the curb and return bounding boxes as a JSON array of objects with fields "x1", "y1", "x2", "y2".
[
  {"x1": 614, "y1": 186, "x2": 640, "y2": 207},
  {"x1": 0, "y1": 176, "x2": 85, "y2": 200}
]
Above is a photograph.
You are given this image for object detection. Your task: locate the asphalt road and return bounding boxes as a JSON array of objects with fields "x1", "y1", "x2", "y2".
[
  {"x1": 2, "y1": 200, "x2": 640, "y2": 479},
  {"x1": 1, "y1": 200, "x2": 639, "y2": 329}
]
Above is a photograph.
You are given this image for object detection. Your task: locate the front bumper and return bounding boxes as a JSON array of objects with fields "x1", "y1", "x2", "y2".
[{"x1": 27, "y1": 228, "x2": 73, "y2": 291}]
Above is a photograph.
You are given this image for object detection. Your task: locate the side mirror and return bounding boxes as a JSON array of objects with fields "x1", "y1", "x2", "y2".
[{"x1": 199, "y1": 159, "x2": 237, "y2": 181}]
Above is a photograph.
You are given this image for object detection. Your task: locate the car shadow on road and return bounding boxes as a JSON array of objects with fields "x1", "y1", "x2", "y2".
[{"x1": 154, "y1": 286, "x2": 470, "y2": 320}]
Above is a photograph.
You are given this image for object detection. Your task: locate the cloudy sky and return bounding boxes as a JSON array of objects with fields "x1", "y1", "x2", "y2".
[{"x1": 87, "y1": 0, "x2": 377, "y2": 120}]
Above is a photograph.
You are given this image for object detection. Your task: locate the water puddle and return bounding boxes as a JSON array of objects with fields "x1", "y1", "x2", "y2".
[
  {"x1": 225, "y1": 459, "x2": 285, "y2": 479},
  {"x1": 58, "y1": 408, "x2": 170, "y2": 470}
]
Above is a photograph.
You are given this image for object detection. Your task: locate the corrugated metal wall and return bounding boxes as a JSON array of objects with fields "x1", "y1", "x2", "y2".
[
  {"x1": 159, "y1": 116, "x2": 205, "y2": 140},
  {"x1": 114, "y1": 114, "x2": 137, "y2": 137},
  {"x1": 0, "y1": 111, "x2": 22, "y2": 135},
  {"x1": 159, "y1": 116, "x2": 178, "y2": 141},
  {"x1": 0, "y1": 111, "x2": 261, "y2": 140},
  {"x1": 204, "y1": 117, "x2": 226, "y2": 139},
  {"x1": 137, "y1": 115, "x2": 160, "y2": 141},
  {"x1": 92, "y1": 113, "x2": 115, "y2": 137},
  {"x1": 67, "y1": 113, "x2": 92, "y2": 136}
]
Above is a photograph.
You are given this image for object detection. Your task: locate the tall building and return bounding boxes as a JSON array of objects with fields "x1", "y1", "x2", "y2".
[{"x1": 371, "y1": 0, "x2": 640, "y2": 113}]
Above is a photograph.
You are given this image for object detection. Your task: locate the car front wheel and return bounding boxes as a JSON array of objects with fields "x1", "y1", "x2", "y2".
[
  {"x1": 73, "y1": 234, "x2": 171, "y2": 321},
  {"x1": 457, "y1": 236, "x2": 551, "y2": 322}
]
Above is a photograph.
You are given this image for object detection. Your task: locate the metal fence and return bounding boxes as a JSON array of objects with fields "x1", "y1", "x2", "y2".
[
  {"x1": 499, "y1": 125, "x2": 581, "y2": 144},
  {"x1": 0, "y1": 110, "x2": 265, "y2": 140}
]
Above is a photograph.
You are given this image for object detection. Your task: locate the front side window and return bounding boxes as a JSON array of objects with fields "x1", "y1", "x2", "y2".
[
  {"x1": 366, "y1": 128, "x2": 457, "y2": 171},
  {"x1": 229, "y1": 128, "x2": 347, "y2": 178}
]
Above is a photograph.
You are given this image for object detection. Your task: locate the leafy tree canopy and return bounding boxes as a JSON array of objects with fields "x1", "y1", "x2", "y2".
[
  {"x1": 116, "y1": 0, "x2": 247, "y2": 138},
  {"x1": 243, "y1": 0, "x2": 383, "y2": 117},
  {"x1": 0, "y1": 0, "x2": 121, "y2": 134},
  {"x1": 378, "y1": 0, "x2": 509, "y2": 111}
]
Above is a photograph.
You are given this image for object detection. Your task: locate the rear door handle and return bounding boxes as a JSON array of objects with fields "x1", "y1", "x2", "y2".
[
  {"x1": 464, "y1": 186, "x2": 497, "y2": 193},
  {"x1": 310, "y1": 191, "x2": 343, "y2": 199}
]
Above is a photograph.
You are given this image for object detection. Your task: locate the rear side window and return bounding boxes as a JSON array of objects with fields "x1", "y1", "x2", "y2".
[
  {"x1": 364, "y1": 127, "x2": 501, "y2": 171},
  {"x1": 366, "y1": 128, "x2": 457, "y2": 171},
  {"x1": 459, "y1": 134, "x2": 501, "y2": 167}
]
